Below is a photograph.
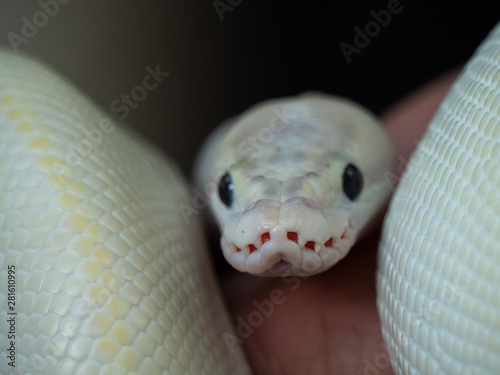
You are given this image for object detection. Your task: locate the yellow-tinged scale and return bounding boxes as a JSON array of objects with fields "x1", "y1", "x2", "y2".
[
  {"x1": 79, "y1": 201, "x2": 102, "y2": 220},
  {"x1": 109, "y1": 320, "x2": 137, "y2": 345},
  {"x1": 72, "y1": 237, "x2": 94, "y2": 256},
  {"x1": 116, "y1": 346, "x2": 143, "y2": 369},
  {"x1": 28, "y1": 136, "x2": 52, "y2": 149},
  {"x1": 87, "y1": 311, "x2": 114, "y2": 335},
  {"x1": 57, "y1": 192, "x2": 80, "y2": 210},
  {"x1": 71, "y1": 181, "x2": 86, "y2": 193},
  {"x1": 102, "y1": 364, "x2": 127, "y2": 375},
  {"x1": 106, "y1": 295, "x2": 130, "y2": 318},
  {"x1": 69, "y1": 336, "x2": 92, "y2": 361},
  {"x1": 92, "y1": 246, "x2": 114, "y2": 266},
  {"x1": 16, "y1": 122, "x2": 32, "y2": 133},
  {"x1": 93, "y1": 337, "x2": 121, "y2": 361},
  {"x1": 7, "y1": 108, "x2": 25, "y2": 120},
  {"x1": 86, "y1": 221, "x2": 107, "y2": 242},
  {"x1": 1, "y1": 95, "x2": 13, "y2": 106},
  {"x1": 86, "y1": 285, "x2": 106, "y2": 302},
  {"x1": 37, "y1": 155, "x2": 64, "y2": 169},
  {"x1": 63, "y1": 212, "x2": 88, "y2": 233},
  {"x1": 81, "y1": 259, "x2": 104, "y2": 280},
  {"x1": 101, "y1": 270, "x2": 122, "y2": 292},
  {"x1": 50, "y1": 173, "x2": 72, "y2": 188}
]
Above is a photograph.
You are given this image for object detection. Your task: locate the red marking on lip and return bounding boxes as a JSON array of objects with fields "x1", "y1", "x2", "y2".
[
  {"x1": 248, "y1": 244, "x2": 257, "y2": 253},
  {"x1": 287, "y1": 231, "x2": 299, "y2": 243},
  {"x1": 305, "y1": 241, "x2": 315, "y2": 250},
  {"x1": 324, "y1": 238, "x2": 333, "y2": 247},
  {"x1": 261, "y1": 232, "x2": 271, "y2": 244},
  {"x1": 235, "y1": 246, "x2": 241, "y2": 252}
]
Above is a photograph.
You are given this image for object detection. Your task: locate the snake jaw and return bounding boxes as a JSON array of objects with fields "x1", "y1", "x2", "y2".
[{"x1": 221, "y1": 209, "x2": 354, "y2": 276}]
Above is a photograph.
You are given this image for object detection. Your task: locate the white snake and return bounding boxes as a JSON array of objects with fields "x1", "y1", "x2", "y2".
[
  {"x1": 193, "y1": 93, "x2": 395, "y2": 277},
  {"x1": 0, "y1": 22, "x2": 498, "y2": 375}
]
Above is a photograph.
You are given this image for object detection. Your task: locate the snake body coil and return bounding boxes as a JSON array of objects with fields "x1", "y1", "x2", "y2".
[
  {"x1": 0, "y1": 51, "x2": 250, "y2": 375},
  {"x1": 377, "y1": 23, "x2": 500, "y2": 374}
]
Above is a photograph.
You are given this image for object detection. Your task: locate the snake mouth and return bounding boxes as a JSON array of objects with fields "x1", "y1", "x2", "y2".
[
  {"x1": 231, "y1": 231, "x2": 341, "y2": 255},
  {"x1": 218, "y1": 196, "x2": 354, "y2": 276},
  {"x1": 221, "y1": 222, "x2": 353, "y2": 276}
]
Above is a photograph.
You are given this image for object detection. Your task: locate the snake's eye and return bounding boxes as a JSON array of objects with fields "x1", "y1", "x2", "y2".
[
  {"x1": 342, "y1": 163, "x2": 363, "y2": 201},
  {"x1": 218, "y1": 172, "x2": 234, "y2": 207}
]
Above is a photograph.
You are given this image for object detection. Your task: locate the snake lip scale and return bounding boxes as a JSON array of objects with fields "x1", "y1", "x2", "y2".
[{"x1": 220, "y1": 200, "x2": 353, "y2": 276}]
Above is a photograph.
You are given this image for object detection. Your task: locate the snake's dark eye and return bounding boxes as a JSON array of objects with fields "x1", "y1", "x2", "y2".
[
  {"x1": 218, "y1": 172, "x2": 234, "y2": 207},
  {"x1": 342, "y1": 163, "x2": 363, "y2": 201}
]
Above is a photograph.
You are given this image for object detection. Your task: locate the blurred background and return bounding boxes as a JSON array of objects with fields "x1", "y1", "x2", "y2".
[{"x1": 0, "y1": 1, "x2": 498, "y2": 175}]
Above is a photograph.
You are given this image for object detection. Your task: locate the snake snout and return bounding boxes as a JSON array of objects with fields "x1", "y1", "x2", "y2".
[
  {"x1": 221, "y1": 198, "x2": 352, "y2": 275},
  {"x1": 226, "y1": 225, "x2": 344, "y2": 276}
]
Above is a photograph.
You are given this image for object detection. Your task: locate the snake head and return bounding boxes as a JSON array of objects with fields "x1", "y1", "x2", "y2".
[
  {"x1": 214, "y1": 164, "x2": 363, "y2": 277},
  {"x1": 196, "y1": 93, "x2": 395, "y2": 277}
]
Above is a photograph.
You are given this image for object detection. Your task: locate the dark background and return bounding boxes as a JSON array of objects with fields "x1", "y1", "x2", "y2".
[{"x1": 0, "y1": 1, "x2": 498, "y2": 173}]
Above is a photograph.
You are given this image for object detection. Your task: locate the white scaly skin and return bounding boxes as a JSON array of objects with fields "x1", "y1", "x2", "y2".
[
  {"x1": 0, "y1": 50, "x2": 251, "y2": 375},
  {"x1": 195, "y1": 93, "x2": 395, "y2": 276},
  {"x1": 377, "y1": 23, "x2": 500, "y2": 374}
]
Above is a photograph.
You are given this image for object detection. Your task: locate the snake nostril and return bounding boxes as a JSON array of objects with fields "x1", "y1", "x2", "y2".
[
  {"x1": 324, "y1": 238, "x2": 334, "y2": 247},
  {"x1": 304, "y1": 241, "x2": 315, "y2": 250},
  {"x1": 248, "y1": 244, "x2": 257, "y2": 253},
  {"x1": 287, "y1": 231, "x2": 299, "y2": 244},
  {"x1": 261, "y1": 232, "x2": 271, "y2": 244}
]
